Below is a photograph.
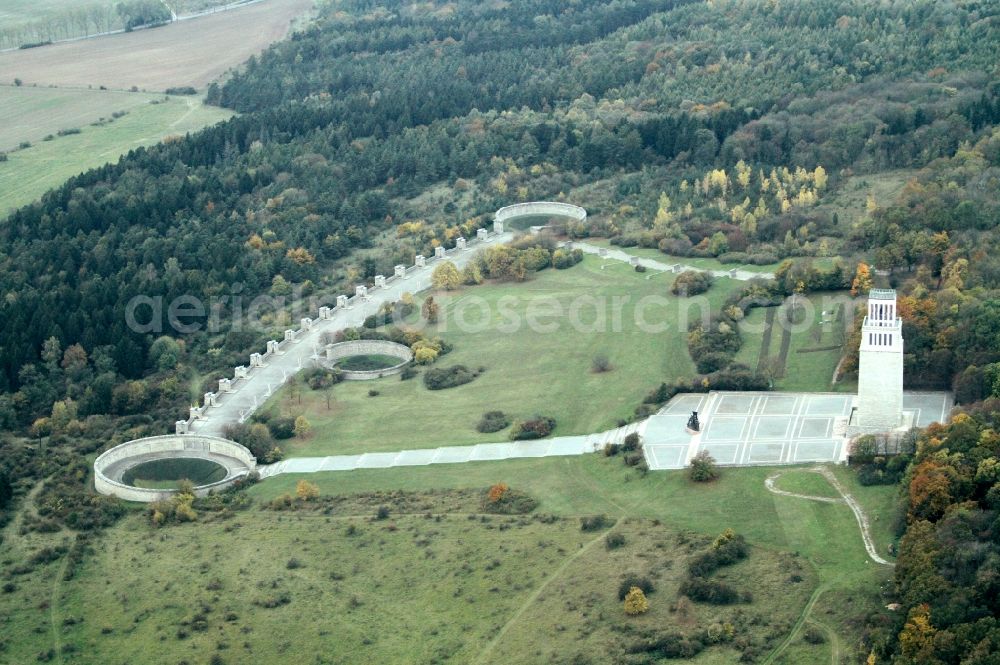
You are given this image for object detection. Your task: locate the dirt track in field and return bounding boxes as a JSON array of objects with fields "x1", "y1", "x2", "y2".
[{"x1": 0, "y1": 0, "x2": 313, "y2": 92}]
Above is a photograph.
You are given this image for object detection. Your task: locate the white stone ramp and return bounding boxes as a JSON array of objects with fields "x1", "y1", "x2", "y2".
[{"x1": 254, "y1": 426, "x2": 648, "y2": 477}]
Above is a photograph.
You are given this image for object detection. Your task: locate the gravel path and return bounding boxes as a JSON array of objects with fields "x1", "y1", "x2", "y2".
[
  {"x1": 765, "y1": 466, "x2": 894, "y2": 567},
  {"x1": 573, "y1": 242, "x2": 774, "y2": 281}
]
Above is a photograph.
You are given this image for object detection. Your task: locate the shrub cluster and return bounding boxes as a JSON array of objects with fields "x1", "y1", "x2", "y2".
[
  {"x1": 688, "y1": 450, "x2": 719, "y2": 482},
  {"x1": 591, "y1": 353, "x2": 612, "y2": 373},
  {"x1": 480, "y1": 483, "x2": 538, "y2": 514},
  {"x1": 624, "y1": 622, "x2": 734, "y2": 660},
  {"x1": 552, "y1": 247, "x2": 584, "y2": 269},
  {"x1": 476, "y1": 410, "x2": 510, "y2": 433},
  {"x1": 678, "y1": 577, "x2": 741, "y2": 604},
  {"x1": 362, "y1": 299, "x2": 416, "y2": 328},
  {"x1": 423, "y1": 364, "x2": 480, "y2": 390},
  {"x1": 301, "y1": 366, "x2": 343, "y2": 390},
  {"x1": 606, "y1": 532, "x2": 627, "y2": 549},
  {"x1": 850, "y1": 433, "x2": 914, "y2": 485},
  {"x1": 509, "y1": 415, "x2": 556, "y2": 440},
  {"x1": 635, "y1": 367, "x2": 768, "y2": 419},
  {"x1": 223, "y1": 421, "x2": 283, "y2": 462},
  {"x1": 671, "y1": 270, "x2": 714, "y2": 296},
  {"x1": 580, "y1": 514, "x2": 610, "y2": 532},
  {"x1": 678, "y1": 529, "x2": 750, "y2": 605},
  {"x1": 604, "y1": 433, "x2": 646, "y2": 471},
  {"x1": 618, "y1": 573, "x2": 654, "y2": 600},
  {"x1": 149, "y1": 483, "x2": 198, "y2": 526}
]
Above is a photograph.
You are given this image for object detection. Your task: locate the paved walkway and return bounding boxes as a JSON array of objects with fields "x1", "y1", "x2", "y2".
[
  {"x1": 573, "y1": 242, "x2": 774, "y2": 281},
  {"x1": 191, "y1": 232, "x2": 512, "y2": 438},
  {"x1": 258, "y1": 422, "x2": 642, "y2": 477}
]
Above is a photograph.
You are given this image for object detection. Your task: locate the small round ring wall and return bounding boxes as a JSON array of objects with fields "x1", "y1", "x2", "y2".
[
  {"x1": 494, "y1": 201, "x2": 587, "y2": 226},
  {"x1": 94, "y1": 434, "x2": 256, "y2": 503},
  {"x1": 322, "y1": 339, "x2": 413, "y2": 380}
]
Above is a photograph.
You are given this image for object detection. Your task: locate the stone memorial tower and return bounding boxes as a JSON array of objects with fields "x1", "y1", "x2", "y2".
[{"x1": 856, "y1": 288, "x2": 904, "y2": 431}]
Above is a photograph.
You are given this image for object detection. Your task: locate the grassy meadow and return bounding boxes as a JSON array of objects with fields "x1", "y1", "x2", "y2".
[
  {"x1": 770, "y1": 469, "x2": 842, "y2": 499},
  {"x1": 264, "y1": 257, "x2": 743, "y2": 457},
  {"x1": 0, "y1": 458, "x2": 899, "y2": 664}
]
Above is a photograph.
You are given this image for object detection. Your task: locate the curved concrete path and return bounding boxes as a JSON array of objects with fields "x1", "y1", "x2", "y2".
[
  {"x1": 573, "y1": 241, "x2": 774, "y2": 281},
  {"x1": 765, "y1": 466, "x2": 893, "y2": 566}
]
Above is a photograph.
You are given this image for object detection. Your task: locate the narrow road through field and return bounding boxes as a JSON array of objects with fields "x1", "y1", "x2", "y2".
[
  {"x1": 49, "y1": 556, "x2": 70, "y2": 665},
  {"x1": 762, "y1": 466, "x2": 892, "y2": 663},
  {"x1": 762, "y1": 582, "x2": 830, "y2": 665},
  {"x1": 472, "y1": 517, "x2": 623, "y2": 664}
]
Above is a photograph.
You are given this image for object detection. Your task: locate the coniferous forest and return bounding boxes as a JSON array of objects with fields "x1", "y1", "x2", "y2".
[{"x1": 2, "y1": 1, "x2": 1000, "y2": 662}]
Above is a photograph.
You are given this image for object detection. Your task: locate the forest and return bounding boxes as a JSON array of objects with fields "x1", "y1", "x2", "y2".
[{"x1": 1, "y1": 1, "x2": 1000, "y2": 661}]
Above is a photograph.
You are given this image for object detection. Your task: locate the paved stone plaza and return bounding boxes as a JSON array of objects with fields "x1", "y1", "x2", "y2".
[{"x1": 642, "y1": 391, "x2": 953, "y2": 470}]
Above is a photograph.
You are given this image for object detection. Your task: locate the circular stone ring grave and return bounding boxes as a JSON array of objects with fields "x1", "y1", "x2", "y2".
[
  {"x1": 323, "y1": 339, "x2": 414, "y2": 380},
  {"x1": 94, "y1": 435, "x2": 257, "y2": 503},
  {"x1": 494, "y1": 201, "x2": 587, "y2": 224}
]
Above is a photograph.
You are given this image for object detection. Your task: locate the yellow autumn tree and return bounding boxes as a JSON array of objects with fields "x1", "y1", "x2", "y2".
[
  {"x1": 866, "y1": 192, "x2": 878, "y2": 213},
  {"x1": 286, "y1": 247, "x2": 316, "y2": 265},
  {"x1": 735, "y1": 159, "x2": 752, "y2": 189},
  {"x1": 246, "y1": 233, "x2": 266, "y2": 249},
  {"x1": 414, "y1": 346, "x2": 438, "y2": 364},
  {"x1": 851, "y1": 262, "x2": 873, "y2": 296},
  {"x1": 899, "y1": 604, "x2": 936, "y2": 662},
  {"x1": 432, "y1": 261, "x2": 462, "y2": 290},
  {"x1": 623, "y1": 586, "x2": 649, "y2": 615},
  {"x1": 813, "y1": 165, "x2": 828, "y2": 189},
  {"x1": 294, "y1": 415, "x2": 311, "y2": 438},
  {"x1": 296, "y1": 479, "x2": 320, "y2": 501}
]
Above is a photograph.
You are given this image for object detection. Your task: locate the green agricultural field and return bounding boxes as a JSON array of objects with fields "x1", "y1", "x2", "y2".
[
  {"x1": 0, "y1": 91, "x2": 231, "y2": 213},
  {"x1": 265, "y1": 257, "x2": 742, "y2": 457},
  {"x1": 0, "y1": 85, "x2": 169, "y2": 150},
  {"x1": 734, "y1": 292, "x2": 851, "y2": 393},
  {"x1": 0, "y1": 459, "x2": 897, "y2": 664},
  {"x1": 0, "y1": 0, "x2": 83, "y2": 27}
]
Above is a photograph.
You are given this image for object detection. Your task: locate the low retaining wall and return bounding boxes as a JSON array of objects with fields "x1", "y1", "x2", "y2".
[
  {"x1": 94, "y1": 435, "x2": 257, "y2": 502},
  {"x1": 324, "y1": 339, "x2": 413, "y2": 380}
]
